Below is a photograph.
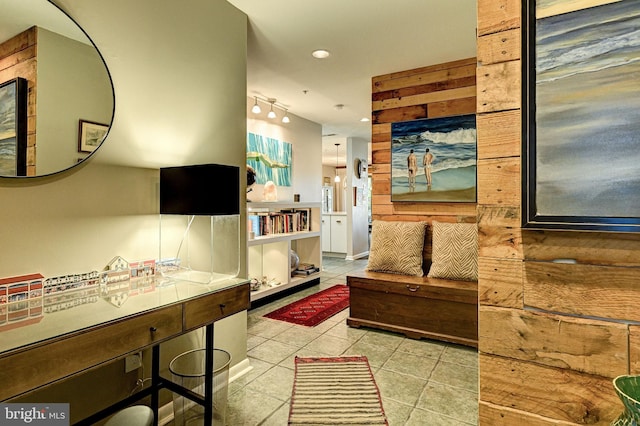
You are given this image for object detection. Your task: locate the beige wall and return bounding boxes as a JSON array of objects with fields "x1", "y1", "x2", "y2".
[{"x1": 1, "y1": 0, "x2": 248, "y2": 422}]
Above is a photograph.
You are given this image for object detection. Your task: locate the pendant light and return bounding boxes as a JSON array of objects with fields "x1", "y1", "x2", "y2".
[
  {"x1": 282, "y1": 109, "x2": 290, "y2": 123},
  {"x1": 334, "y1": 143, "x2": 341, "y2": 183},
  {"x1": 267, "y1": 100, "x2": 277, "y2": 119},
  {"x1": 251, "y1": 96, "x2": 261, "y2": 114}
]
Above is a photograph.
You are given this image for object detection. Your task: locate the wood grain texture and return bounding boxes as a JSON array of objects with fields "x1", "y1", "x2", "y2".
[
  {"x1": 480, "y1": 305, "x2": 628, "y2": 377},
  {"x1": 478, "y1": 28, "x2": 521, "y2": 65},
  {"x1": 477, "y1": 60, "x2": 521, "y2": 113},
  {"x1": 630, "y1": 325, "x2": 640, "y2": 375},
  {"x1": 477, "y1": 157, "x2": 521, "y2": 206},
  {"x1": 480, "y1": 401, "x2": 583, "y2": 426},
  {"x1": 477, "y1": 110, "x2": 521, "y2": 160},
  {"x1": 480, "y1": 353, "x2": 621, "y2": 425},
  {"x1": 477, "y1": 0, "x2": 521, "y2": 37},
  {"x1": 521, "y1": 230, "x2": 640, "y2": 267},
  {"x1": 478, "y1": 223, "x2": 523, "y2": 260},
  {"x1": 478, "y1": 257, "x2": 523, "y2": 308},
  {"x1": 524, "y1": 261, "x2": 640, "y2": 322},
  {"x1": 477, "y1": 205, "x2": 521, "y2": 228}
]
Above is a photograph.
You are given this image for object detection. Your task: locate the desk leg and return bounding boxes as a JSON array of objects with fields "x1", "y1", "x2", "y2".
[
  {"x1": 204, "y1": 323, "x2": 214, "y2": 425},
  {"x1": 152, "y1": 345, "x2": 160, "y2": 426}
]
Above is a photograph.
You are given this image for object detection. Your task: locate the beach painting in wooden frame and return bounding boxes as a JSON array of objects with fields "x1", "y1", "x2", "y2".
[{"x1": 391, "y1": 114, "x2": 476, "y2": 202}]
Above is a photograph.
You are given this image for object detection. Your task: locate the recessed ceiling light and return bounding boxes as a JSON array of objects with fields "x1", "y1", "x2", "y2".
[
  {"x1": 360, "y1": 117, "x2": 370, "y2": 122},
  {"x1": 312, "y1": 49, "x2": 330, "y2": 59}
]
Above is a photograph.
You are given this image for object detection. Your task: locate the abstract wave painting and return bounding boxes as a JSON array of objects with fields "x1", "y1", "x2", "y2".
[
  {"x1": 532, "y1": 0, "x2": 640, "y2": 223},
  {"x1": 391, "y1": 114, "x2": 476, "y2": 202},
  {"x1": 246, "y1": 133, "x2": 292, "y2": 186}
]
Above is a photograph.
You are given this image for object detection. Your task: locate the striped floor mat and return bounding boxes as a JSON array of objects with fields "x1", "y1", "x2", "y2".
[{"x1": 289, "y1": 356, "x2": 388, "y2": 425}]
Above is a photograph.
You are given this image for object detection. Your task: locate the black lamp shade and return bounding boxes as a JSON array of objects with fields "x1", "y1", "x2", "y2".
[{"x1": 160, "y1": 164, "x2": 239, "y2": 215}]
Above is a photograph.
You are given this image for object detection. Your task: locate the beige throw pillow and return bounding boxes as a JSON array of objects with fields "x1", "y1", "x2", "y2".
[
  {"x1": 366, "y1": 220, "x2": 427, "y2": 276},
  {"x1": 427, "y1": 221, "x2": 478, "y2": 281}
]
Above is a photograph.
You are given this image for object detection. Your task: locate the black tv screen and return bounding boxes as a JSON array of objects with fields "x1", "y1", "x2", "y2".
[{"x1": 160, "y1": 163, "x2": 239, "y2": 215}]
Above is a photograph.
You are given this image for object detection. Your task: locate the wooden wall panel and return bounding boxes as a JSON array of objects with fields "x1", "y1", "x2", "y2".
[
  {"x1": 477, "y1": 0, "x2": 640, "y2": 423},
  {"x1": 524, "y1": 262, "x2": 640, "y2": 322},
  {"x1": 480, "y1": 354, "x2": 621, "y2": 425},
  {"x1": 478, "y1": 224, "x2": 523, "y2": 260},
  {"x1": 477, "y1": 28, "x2": 521, "y2": 65},
  {"x1": 477, "y1": 0, "x2": 521, "y2": 37},
  {"x1": 480, "y1": 306, "x2": 628, "y2": 377},
  {"x1": 477, "y1": 157, "x2": 520, "y2": 205},
  {"x1": 480, "y1": 401, "x2": 582, "y2": 426},
  {"x1": 630, "y1": 325, "x2": 640, "y2": 375},
  {"x1": 371, "y1": 58, "x2": 477, "y2": 224},
  {"x1": 478, "y1": 257, "x2": 523, "y2": 308},
  {"x1": 477, "y1": 110, "x2": 520, "y2": 160},
  {"x1": 521, "y1": 231, "x2": 640, "y2": 267},
  {"x1": 0, "y1": 27, "x2": 38, "y2": 176},
  {"x1": 477, "y1": 60, "x2": 521, "y2": 113}
]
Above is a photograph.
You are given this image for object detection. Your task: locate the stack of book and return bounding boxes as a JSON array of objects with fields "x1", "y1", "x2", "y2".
[{"x1": 293, "y1": 263, "x2": 320, "y2": 276}]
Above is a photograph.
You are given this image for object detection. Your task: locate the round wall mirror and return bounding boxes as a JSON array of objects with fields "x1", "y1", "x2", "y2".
[{"x1": 0, "y1": 0, "x2": 114, "y2": 177}]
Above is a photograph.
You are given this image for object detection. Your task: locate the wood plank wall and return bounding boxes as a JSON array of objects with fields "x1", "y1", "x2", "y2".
[
  {"x1": 0, "y1": 27, "x2": 37, "y2": 176},
  {"x1": 477, "y1": 0, "x2": 640, "y2": 424},
  {"x1": 371, "y1": 58, "x2": 477, "y2": 224}
]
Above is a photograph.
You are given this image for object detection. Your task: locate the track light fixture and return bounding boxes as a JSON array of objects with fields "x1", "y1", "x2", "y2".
[
  {"x1": 251, "y1": 96, "x2": 261, "y2": 114},
  {"x1": 250, "y1": 96, "x2": 291, "y2": 124}
]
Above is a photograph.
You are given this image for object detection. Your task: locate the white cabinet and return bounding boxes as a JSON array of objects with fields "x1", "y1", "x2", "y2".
[
  {"x1": 321, "y1": 213, "x2": 347, "y2": 254},
  {"x1": 330, "y1": 215, "x2": 347, "y2": 253},
  {"x1": 321, "y1": 215, "x2": 331, "y2": 252},
  {"x1": 247, "y1": 202, "x2": 322, "y2": 302}
]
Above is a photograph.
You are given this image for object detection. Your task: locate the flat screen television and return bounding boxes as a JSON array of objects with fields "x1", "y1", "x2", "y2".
[{"x1": 160, "y1": 163, "x2": 239, "y2": 215}]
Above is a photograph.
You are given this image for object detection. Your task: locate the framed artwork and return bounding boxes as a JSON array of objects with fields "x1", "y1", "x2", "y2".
[
  {"x1": 78, "y1": 119, "x2": 108, "y2": 153},
  {"x1": 390, "y1": 114, "x2": 476, "y2": 202},
  {"x1": 522, "y1": 0, "x2": 640, "y2": 232},
  {"x1": 0, "y1": 78, "x2": 28, "y2": 176},
  {"x1": 246, "y1": 132, "x2": 292, "y2": 186}
]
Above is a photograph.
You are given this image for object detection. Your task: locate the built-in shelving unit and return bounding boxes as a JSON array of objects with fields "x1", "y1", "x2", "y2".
[{"x1": 247, "y1": 202, "x2": 322, "y2": 302}]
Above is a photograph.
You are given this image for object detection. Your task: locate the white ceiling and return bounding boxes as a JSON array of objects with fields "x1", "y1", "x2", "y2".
[{"x1": 227, "y1": 0, "x2": 478, "y2": 165}]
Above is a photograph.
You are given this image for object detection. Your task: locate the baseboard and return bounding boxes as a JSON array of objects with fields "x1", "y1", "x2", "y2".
[
  {"x1": 157, "y1": 358, "x2": 254, "y2": 425},
  {"x1": 345, "y1": 251, "x2": 369, "y2": 261}
]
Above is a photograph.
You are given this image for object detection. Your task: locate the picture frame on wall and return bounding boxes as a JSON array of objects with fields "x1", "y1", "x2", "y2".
[
  {"x1": 522, "y1": 0, "x2": 640, "y2": 232},
  {"x1": 78, "y1": 119, "x2": 108, "y2": 153},
  {"x1": 0, "y1": 77, "x2": 28, "y2": 177},
  {"x1": 390, "y1": 114, "x2": 477, "y2": 203}
]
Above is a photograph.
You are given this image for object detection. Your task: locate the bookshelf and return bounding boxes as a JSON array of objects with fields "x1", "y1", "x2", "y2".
[{"x1": 247, "y1": 202, "x2": 322, "y2": 302}]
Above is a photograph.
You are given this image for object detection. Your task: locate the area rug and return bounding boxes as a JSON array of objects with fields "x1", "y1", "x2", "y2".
[
  {"x1": 264, "y1": 285, "x2": 349, "y2": 327},
  {"x1": 289, "y1": 356, "x2": 388, "y2": 425}
]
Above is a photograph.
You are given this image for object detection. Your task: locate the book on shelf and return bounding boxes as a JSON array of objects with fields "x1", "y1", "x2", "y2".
[
  {"x1": 293, "y1": 267, "x2": 320, "y2": 276},
  {"x1": 247, "y1": 209, "x2": 311, "y2": 237},
  {"x1": 297, "y1": 263, "x2": 316, "y2": 270}
]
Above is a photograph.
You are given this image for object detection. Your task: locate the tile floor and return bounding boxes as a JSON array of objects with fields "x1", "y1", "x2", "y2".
[{"x1": 225, "y1": 256, "x2": 479, "y2": 425}]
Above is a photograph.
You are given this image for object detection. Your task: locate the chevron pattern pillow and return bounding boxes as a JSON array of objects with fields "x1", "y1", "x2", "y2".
[
  {"x1": 366, "y1": 220, "x2": 427, "y2": 276},
  {"x1": 427, "y1": 221, "x2": 478, "y2": 281}
]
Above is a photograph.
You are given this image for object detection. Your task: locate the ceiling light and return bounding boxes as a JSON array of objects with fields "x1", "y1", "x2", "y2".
[
  {"x1": 282, "y1": 110, "x2": 290, "y2": 123},
  {"x1": 267, "y1": 100, "x2": 277, "y2": 119},
  {"x1": 251, "y1": 96, "x2": 261, "y2": 114},
  {"x1": 360, "y1": 117, "x2": 370, "y2": 122},
  {"x1": 312, "y1": 49, "x2": 330, "y2": 59},
  {"x1": 334, "y1": 143, "x2": 341, "y2": 183}
]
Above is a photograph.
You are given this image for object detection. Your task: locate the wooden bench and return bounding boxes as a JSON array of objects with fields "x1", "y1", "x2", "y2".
[{"x1": 346, "y1": 225, "x2": 478, "y2": 348}]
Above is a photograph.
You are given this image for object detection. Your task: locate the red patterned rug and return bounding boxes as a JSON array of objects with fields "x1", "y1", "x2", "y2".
[{"x1": 263, "y1": 285, "x2": 349, "y2": 327}]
